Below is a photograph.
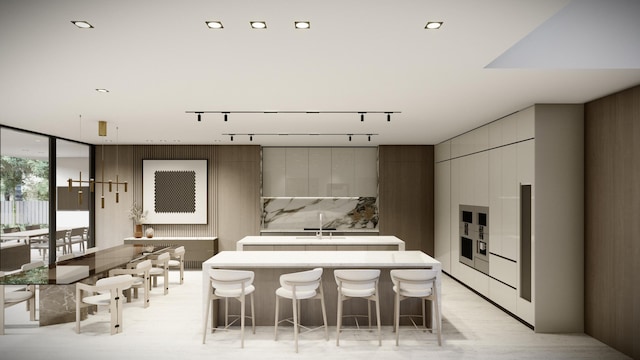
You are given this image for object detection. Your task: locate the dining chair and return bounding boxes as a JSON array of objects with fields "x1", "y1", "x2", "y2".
[
  {"x1": 334, "y1": 269, "x2": 381, "y2": 346},
  {"x1": 390, "y1": 269, "x2": 441, "y2": 346},
  {"x1": 274, "y1": 267, "x2": 328, "y2": 353},
  {"x1": 0, "y1": 271, "x2": 37, "y2": 335},
  {"x1": 75, "y1": 274, "x2": 134, "y2": 335},
  {"x1": 149, "y1": 252, "x2": 170, "y2": 295},
  {"x1": 168, "y1": 246, "x2": 186, "y2": 284},
  {"x1": 109, "y1": 259, "x2": 152, "y2": 308},
  {"x1": 68, "y1": 227, "x2": 87, "y2": 253},
  {"x1": 203, "y1": 269, "x2": 255, "y2": 347}
]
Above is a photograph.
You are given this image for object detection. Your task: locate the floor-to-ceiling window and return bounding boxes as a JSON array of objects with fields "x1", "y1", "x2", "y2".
[{"x1": 1, "y1": 126, "x2": 92, "y2": 267}]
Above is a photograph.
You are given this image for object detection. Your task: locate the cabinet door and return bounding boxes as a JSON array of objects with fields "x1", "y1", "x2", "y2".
[
  {"x1": 435, "y1": 161, "x2": 451, "y2": 272},
  {"x1": 502, "y1": 145, "x2": 518, "y2": 261},
  {"x1": 308, "y1": 148, "x2": 331, "y2": 196},
  {"x1": 262, "y1": 148, "x2": 286, "y2": 196},
  {"x1": 489, "y1": 148, "x2": 503, "y2": 256},
  {"x1": 285, "y1": 148, "x2": 309, "y2": 196},
  {"x1": 473, "y1": 151, "x2": 489, "y2": 206},
  {"x1": 354, "y1": 148, "x2": 378, "y2": 197},
  {"x1": 331, "y1": 148, "x2": 355, "y2": 196}
]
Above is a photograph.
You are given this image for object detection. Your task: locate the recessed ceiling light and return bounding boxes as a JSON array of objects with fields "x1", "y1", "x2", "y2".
[
  {"x1": 294, "y1": 21, "x2": 310, "y2": 29},
  {"x1": 205, "y1": 21, "x2": 223, "y2": 29},
  {"x1": 425, "y1": 21, "x2": 443, "y2": 29},
  {"x1": 71, "y1": 21, "x2": 93, "y2": 29},
  {"x1": 250, "y1": 21, "x2": 267, "y2": 29},
  {"x1": 96, "y1": 88, "x2": 109, "y2": 93}
]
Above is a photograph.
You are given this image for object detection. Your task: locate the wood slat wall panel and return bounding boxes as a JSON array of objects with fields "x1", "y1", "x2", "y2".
[{"x1": 585, "y1": 85, "x2": 640, "y2": 360}]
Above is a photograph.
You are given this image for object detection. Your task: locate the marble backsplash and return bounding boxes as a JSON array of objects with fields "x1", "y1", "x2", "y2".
[{"x1": 261, "y1": 197, "x2": 378, "y2": 230}]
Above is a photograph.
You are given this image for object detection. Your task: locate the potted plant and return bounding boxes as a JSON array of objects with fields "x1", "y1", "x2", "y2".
[{"x1": 128, "y1": 202, "x2": 147, "y2": 238}]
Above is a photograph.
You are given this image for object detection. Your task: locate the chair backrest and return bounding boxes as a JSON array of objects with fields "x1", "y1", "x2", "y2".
[
  {"x1": 21, "y1": 261, "x2": 45, "y2": 271},
  {"x1": 172, "y1": 246, "x2": 186, "y2": 258},
  {"x1": 56, "y1": 230, "x2": 69, "y2": 241},
  {"x1": 390, "y1": 269, "x2": 438, "y2": 292},
  {"x1": 70, "y1": 227, "x2": 85, "y2": 237},
  {"x1": 135, "y1": 259, "x2": 152, "y2": 272},
  {"x1": 152, "y1": 252, "x2": 170, "y2": 266},
  {"x1": 209, "y1": 269, "x2": 254, "y2": 291},
  {"x1": 334, "y1": 269, "x2": 380, "y2": 292},
  {"x1": 280, "y1": 268, "x2": 323, "y2": 292}
]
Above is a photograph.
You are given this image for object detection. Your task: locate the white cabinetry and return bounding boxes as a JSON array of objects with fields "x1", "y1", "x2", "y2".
[
  {"x1": 262, "y1": 147, "x2": 377, "y2": 197},
  {"x1": 435, "y1": 104, "x2": 584, "y2": 332}
]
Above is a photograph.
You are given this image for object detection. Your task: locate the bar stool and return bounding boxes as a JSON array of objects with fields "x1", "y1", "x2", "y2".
[
  {"x1": 274, "y1": 267, "x2": 328, "y2": 353},
  {"x1": 390, "y1": 269, "x2": 441, "y2": 346},
  {"x1": 334, "y1": 269, "x2": 381, "y2": 346},
  {"x1": 203, "y1": 269, "x2": 255, "y2": 348}
]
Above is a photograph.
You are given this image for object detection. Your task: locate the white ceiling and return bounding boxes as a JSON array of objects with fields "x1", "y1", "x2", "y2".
[{"x1": 1, "y1": 0, "x2": 640, "y2": 147}]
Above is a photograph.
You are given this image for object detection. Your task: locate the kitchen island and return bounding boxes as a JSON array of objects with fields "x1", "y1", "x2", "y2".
[
  {"x1": 236, "y1": 235, "x2": 404, "y2": 251},
  {"x1": 202, "y1": 250, "x2": 440, "y2": 328}
]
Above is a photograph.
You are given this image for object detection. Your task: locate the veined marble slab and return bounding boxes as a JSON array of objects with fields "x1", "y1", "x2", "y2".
[{"x1": 261, "y1": 197, "x2": 378, "y2": 230}]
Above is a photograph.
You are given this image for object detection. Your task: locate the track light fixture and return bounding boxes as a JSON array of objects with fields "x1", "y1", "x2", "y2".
[
  {"x1": 222, "y1": 133, "x2": 378, "y2": 142},
  {"x1": 348, "y1": 134, "x2": 352, "y2": 141},
  {"x1": 368, "y1": 134, "x2": 371, "y2": 141},
  {"x1": 230, "y1": 134, "x2": 234, "y2": 141},
  {"x1": 187, "y1": 110, "x2": 400, "y2": 122},
  {"x1": 249, "y1": 134, "x2": 253, "y2": 141},
  {"x1": 197, "y1": 112, "x2": 201, "y2": 122}
]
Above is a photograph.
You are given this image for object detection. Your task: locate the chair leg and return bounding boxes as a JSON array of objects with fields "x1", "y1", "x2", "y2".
[
  {"x1": 395, "y1": 292, "x2": 401, "y2": 346},
  {"x1": 292, "y1": 297, "x2": 298, "y2": 353},
  {"x1": 433, "y1": 288, "x2": 442, "y2": 346},
  {"x1": 250, "y1": 293, "x2": 256, "y2": 334},
  {"x1": 75, "y1": 287, "x2": 81, "y2": 334},
  {"x1": 203, "y1": 292, "x2": 211, "y2": 343},
  {"x1": 1, "y1": 286, "x2": 5, "y2": 335},
  {"x1": 240, "y1": 294, "x2": 245, "y2": 348},
  {"x1": 375, "y1": 295, "x2": 382, "y2": 346},
  {"x1": 319, "y1": 287, "x2": 328, "y2": 340},
  {"x1": 336, "y1": 295, "x2": 342, "y2": 346},
  {"x1": 274, "y1": 296, "x2": 280, "y2": 341}
]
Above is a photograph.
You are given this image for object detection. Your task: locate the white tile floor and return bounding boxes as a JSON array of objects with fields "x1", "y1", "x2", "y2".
[{"x1": 0, "y1": 269, "x2": 631, "y2": 360}]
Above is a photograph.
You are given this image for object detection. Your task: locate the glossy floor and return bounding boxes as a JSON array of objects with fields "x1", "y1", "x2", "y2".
[{"x1": 0, "y1": 269, "x2": 630, "y2": 360}]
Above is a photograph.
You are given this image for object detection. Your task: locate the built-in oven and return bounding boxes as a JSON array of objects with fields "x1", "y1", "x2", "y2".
[{"x1": 459, "y1": 205, "x2": 490, "y2": 275}]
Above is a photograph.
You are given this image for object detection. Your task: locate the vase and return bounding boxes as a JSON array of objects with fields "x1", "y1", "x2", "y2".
[
  {"x1": 145, "y1": 227, "x2": 154, "y2": 238},
  {"x1": 134, "y1": 224, "x2": 143, "y2": 238}
]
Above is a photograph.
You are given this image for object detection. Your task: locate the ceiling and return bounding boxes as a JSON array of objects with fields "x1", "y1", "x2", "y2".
[{"x1": 1, "y1": 0, "x2": 640, "y2": 147}]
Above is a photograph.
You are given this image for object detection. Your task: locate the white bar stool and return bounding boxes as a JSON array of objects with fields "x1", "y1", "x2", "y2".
[
  {"x1": 274, "y1": 267, "x2": 328, "y2": 353},
  {"x1": 203, "y1": 269, "x2": 255, "y2": 348},
  {"x1": 390, "y1": 269, "x2": 442, "y2": 346},
  {"x1": 334, "y1": 269, "x2": 381, "y2": 346}
]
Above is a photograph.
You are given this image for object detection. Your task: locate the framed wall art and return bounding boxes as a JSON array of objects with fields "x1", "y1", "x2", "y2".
[{"x1": 142, "y1": 159, "x2": 208, "y2": 224}]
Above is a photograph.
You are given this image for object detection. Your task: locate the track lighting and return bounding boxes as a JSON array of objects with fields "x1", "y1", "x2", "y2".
[
  {"x1": 360, "y1": 113, "x2": 365, "y2": 122},
  {"x1": 387, "y1": 112, "x2": 391, "y2": 122},
  {"x1": 368, "y1": 134, "x2": 371, "y2": 141},
  {"x1": 249, "y1": 134, "x2": 253, "y2": 141},
  {"x1": 348, "y1": 134, "x2": 352, "y2": 141},
  {"x1": 224, "y1": 112, "x2": 228, "y2": 122},
  {"x1": 188, "y1": 110, "x2": 400, "y2": 122},
  {"x1": 197, "y1": 113, "x2": 201, "y2": 122}
]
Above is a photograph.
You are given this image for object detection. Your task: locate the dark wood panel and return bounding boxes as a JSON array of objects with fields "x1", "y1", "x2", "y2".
[
  {"x1": 585, "y1": 84, "x2": 640, "y2": 360},
  {"x1": 378, "y1": 145, "x2": 434, "y2": 254}
]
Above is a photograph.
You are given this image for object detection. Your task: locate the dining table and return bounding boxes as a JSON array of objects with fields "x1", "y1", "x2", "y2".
[{"x1": 0, "y1": 243, "x2": 175, "y2": 328}]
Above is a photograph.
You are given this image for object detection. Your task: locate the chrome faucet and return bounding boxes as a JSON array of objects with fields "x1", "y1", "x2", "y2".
[{"x1": 318, "y1": 212, "x2": 323, "y2": 239}]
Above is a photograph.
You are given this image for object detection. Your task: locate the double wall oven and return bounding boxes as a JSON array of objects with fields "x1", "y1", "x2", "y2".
[{"x1": 459, "y1": 205, "x2": 490, "y2": 275}]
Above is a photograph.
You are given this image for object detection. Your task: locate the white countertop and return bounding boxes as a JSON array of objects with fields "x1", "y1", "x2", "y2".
[
  {"x1": 124, "y1": 236, "x2": 217, "y2": 241},
  {"x1": 236, "y1": 235, "x2": 404, "y2": 251},
  {"x1": 260, "y1": 229, "x2": 380, "y2": 233},
  {"x1": 204, "y1": 250, "x2": 437, "y2": 268}
]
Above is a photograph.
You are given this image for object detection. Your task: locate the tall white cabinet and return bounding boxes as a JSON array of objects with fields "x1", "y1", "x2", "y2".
[{"x1": 434, "y1": 104, "x2": 584, "y2": 332}]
